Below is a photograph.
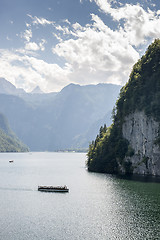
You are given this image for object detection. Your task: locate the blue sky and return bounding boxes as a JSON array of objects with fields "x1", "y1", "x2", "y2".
[{"x1": 0, "y1": 0, "x2": 160, "y2": 92}]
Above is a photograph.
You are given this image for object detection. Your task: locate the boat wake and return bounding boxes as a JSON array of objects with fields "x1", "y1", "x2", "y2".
[{"x1": 0, "y1": 187, "x2": 35, "y2": 192}]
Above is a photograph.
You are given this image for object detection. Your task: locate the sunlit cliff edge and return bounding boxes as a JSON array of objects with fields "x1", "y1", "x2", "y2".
[{"x1": 87, "y1": 39, "x2": 160, "y2": 177}]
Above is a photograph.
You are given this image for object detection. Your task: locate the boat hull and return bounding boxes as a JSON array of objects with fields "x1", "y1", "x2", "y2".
[
  {"x1": 38, "y1": 186, "x2": 69, "y2": 193},
  {"x1": 38, "y1": 188, "x2": 69, "y2": 192}
]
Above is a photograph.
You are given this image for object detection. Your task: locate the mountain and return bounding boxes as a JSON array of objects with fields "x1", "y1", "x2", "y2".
[
  {"x1": 72, "y1": 111, "x2": 112, "y2": 148},
  {"x1": 0, "y1": 81, "x2": 121, "y2": 151},
  {"x1": 0, "y1": 78, "x2": 25, "y2": 95},
  {"x1": 87, "y1": 39, "x2": 160, "y2": 177},
  {"x1": 0, "y1": 78, "x2": 58, "y2": 107},
  {"x1": 31, "y1": 86, "x2": 44, "y2": 94},
  {"x1": 0, "y1": 113, "x2": 29, "y2": 152}
]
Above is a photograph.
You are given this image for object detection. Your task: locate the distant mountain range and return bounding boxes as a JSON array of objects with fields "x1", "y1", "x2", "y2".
[
  {"x1": 0, "y1": 78, "x2": 121, "y2": 151},
  {"x1": 0, "y1": 78, "x2": 25, "y2": 95},
  {"x1": 31, "y1": 86, "x2": 44, "y2": 94}
]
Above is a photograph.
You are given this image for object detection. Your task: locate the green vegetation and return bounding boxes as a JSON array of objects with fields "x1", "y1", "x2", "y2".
[
  {"x1": 87, "y1": 39, "x2": 160, "y2": 174},
  {"x1": 0, "y1": 113, "x2": 29, "y2": 152},
  {"x1": 115, "y1": 39, "x2": 160, "y2": 122}
]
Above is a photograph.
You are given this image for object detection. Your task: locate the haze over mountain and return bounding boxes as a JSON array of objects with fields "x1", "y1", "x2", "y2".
[
  {"x1": 0, "y1": 78, "x2": 121, "y2": 151},
  {"x1": 0, "y1": 78, "x2": 25, "y2": 95},
  {"x1": 0, "y1": 113, "x2": 29, "y2": 152},
  {"x1": 31, "y1": 86, "x2": 44, "y2": 94}
]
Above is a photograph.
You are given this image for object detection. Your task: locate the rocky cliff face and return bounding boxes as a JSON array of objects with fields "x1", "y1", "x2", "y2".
[
  {"x1": 87, "y1": 40, "x2": 160, "y2": 176},
  {"x1": 122, "y1": 111, "x2": 160, "y2": 176}
]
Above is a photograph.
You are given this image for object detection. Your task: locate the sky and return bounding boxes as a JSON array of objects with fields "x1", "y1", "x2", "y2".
[{"x1": 0, "y1": 0, "x2": 160, "y2": 92}]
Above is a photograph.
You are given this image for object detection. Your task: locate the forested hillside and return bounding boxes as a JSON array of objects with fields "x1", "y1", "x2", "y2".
[
  {"x1": 87, "y1": 39, "x2": 160, "y2": 175},
  {"x1": 0, "y1": 113, "x2": 29, "y2": 152}
]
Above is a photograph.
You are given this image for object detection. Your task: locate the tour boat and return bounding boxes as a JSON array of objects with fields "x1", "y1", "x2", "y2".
[{"x1": 38, "y1": 185, "x2": 69, "y2": 192}]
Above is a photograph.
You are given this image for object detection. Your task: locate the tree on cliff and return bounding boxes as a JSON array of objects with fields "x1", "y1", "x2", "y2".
[{"x1": 87, "y1": 39, "x2": 160, "y2": 174}]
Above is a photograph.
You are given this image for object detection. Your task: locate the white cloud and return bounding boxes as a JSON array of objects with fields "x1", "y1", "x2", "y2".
[
  {"x1": 49, "y1": 0, "x2": 160, "y2": 87},
  {"x1": 21, "y1": 18, "x2": 47, "y2": 53},
  {"x1": 72, "y1": 22, "x2": 83, "y2": 30},
  {"x1": 6, "y1": 36, "x2": 11, "y2": 41},
  {"x1": 52, "y1": 14, "x2": 139, "y2": 86},
  {"x1": 53, "y1": 33, "x2": 63, "y2": 42},
  {"x1": 0, "y1": 50, "x2": 42, "y2": 90},
  {"x1": 2, "y1": 1, "x2": 160, "y2": 92},
  {"x1": 27, "y1": 14, "x2": 54, "y2": 26},
  {"x1": 39, "y1": 39, "x2": 47, "y2": 51},
  {"x1": 0, "y1": 49, "x2": 71, "y2": 92},
  {"x1": 25, "y1": 42, "x2": 40, "y2": 51},
  {"x1": 90, "y1": 0, "x2": 111, "y2": 13},
  {"x1": 26, "y1": 23, "x2": 31, "y2": 28},
  {"x1": 62, "y1": 19, "x2": 71, "y2": 25},
  {"x1": 91, "y1": 0, "x2": 160, "y2": 46},
  {"x1": 109, "y1": 4, "x2": 160, "y2": 46},
  {"x1": 22, "y1": 29, "x2": 32, "y2": 42},
  {"x1": 24, "y1": 39, "x2": 47, "y2": 52}
]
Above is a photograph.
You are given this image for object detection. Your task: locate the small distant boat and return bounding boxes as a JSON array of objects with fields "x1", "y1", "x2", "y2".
[
  {"x1": 38, "y1": 185, "x2": 69, "y2": 192},
  {"x1": 9, "y1": 160, "x2": 14, "y2": 163}
]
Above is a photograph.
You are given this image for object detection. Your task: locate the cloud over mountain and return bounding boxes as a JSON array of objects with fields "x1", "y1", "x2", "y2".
[{"x1": 0, "y1": 0, "x2": 160, "y2": 92}]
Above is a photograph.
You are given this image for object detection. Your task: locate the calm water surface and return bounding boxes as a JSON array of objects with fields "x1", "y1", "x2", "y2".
[{"x1": 0, "y1": 152, "x2": 159, "y2": 240}]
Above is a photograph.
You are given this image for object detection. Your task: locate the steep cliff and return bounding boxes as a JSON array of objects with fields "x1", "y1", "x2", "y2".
[
  {"x1": 121, "y1": 111, "x2": 160, "y2": 176},
  {"x1": 87, "y1": 39, "x2": 160, "y2": 176}
]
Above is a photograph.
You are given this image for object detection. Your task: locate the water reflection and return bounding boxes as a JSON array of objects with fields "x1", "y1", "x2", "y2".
[
  {"x1": 116, "y1": 174, "x2": 160, "y2": 183},
  {"x1": 86, "y1": 172, "x2": 160, "y2": 239},
  {"x1": 0, "y1": 152, "x2": 159, "y2": 240}
]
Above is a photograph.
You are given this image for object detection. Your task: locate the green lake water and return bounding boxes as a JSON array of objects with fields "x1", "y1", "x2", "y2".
[{"x1": 0, "y1": 152, "x2": 159, "y2": 239}]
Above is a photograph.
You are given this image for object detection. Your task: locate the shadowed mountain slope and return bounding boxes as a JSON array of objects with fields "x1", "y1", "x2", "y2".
[
  {"x1": 0, "y1": 80, "x2": 121, "y2": 151},
  {"x1": 0, "y1": 113, "x2": 29, "y2": 152}
]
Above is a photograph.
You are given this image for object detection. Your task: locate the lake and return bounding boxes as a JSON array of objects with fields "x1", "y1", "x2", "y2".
[{"x1": 0, "y1": 152, "x2": 159, "y2": 240}]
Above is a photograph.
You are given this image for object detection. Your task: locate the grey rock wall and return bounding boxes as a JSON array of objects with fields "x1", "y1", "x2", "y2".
[{"x1": 122, "y1": 111, "x2": 160, "y2": 176}]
